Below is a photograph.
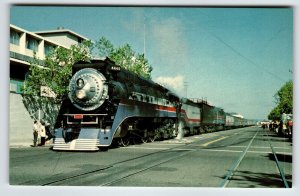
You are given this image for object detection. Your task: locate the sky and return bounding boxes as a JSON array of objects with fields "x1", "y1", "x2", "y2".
[{"x1": 10, "y1": 5, "x2": 293, "y2": 120}]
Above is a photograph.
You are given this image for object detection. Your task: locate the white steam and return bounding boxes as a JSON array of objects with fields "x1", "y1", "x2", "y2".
[{"x1": 154, "y1": 75, "x2": 185, "y2": 96}]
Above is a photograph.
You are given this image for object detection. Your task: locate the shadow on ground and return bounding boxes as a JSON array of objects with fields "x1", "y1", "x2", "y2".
[{"x1": 219, "y1": 170, "x2": 292, "y2": 188}]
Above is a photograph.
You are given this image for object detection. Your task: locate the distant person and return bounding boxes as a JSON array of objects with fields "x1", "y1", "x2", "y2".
[
  {"x1": 39, "y1": 121, "x2": 46, "y2": 146},
  {"x1": 45, "y1": 122, "x2": 54, "y2": 141},
  {"x1": 32, "y1": 120, "x2": 39, "y2": 147},
  {"x1": 269, "y1": 122, "x2": 275, "y2": 132},
  {"x1": 278, "y1": 120, "x2": 283, "y2": 136},
  {"x1": 288, "y1": 119, "x2": 293, "y2": 140}
]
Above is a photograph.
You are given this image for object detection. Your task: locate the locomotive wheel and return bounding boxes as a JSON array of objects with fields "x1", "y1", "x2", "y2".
[{"x1": 118, "y1": 137, "x2": 130, "y2": 147}]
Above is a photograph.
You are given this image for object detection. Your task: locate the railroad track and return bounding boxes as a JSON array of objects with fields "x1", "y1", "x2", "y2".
[
  {"x1": 219, "y1": 129, "x2": 290, "y2": 188},
  {"x1": 37, "y1": 139, "x2": 198, "y2": 186},
  {"x1": 19, "y1": 127, "x2": 291, "y2": 187},
  {"x1": 35, "y1": 130, "x2": 239, "y2": 186}
]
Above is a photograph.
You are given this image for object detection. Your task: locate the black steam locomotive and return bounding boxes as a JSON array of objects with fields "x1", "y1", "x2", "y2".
[{"x1": 53, "y1": 58, "x2": 254, "y2": 151}]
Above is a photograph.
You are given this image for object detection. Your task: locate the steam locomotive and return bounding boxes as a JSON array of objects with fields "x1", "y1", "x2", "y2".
[{"x1": 53, "y1": 58, "x2": 254, "y2": 151}]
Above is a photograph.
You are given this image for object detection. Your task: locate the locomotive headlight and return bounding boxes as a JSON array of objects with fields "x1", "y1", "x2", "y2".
[
  {"x1": 76, "y1": 90, "x2": 86, "y2": 99},
  {"x1": 76, "y1": 78, "x2": 85, "y2": 88}
]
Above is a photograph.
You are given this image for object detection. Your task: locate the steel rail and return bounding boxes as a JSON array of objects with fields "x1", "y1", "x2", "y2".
[
  {"x1": 264, "y1": 130, "x2": 290, "y2": 188},
  {"x1": 103, "y1": 130, "x2": 249, "y2": 186},
  {"x1": 39, "y1": 129, "x2": 243, "y2": 186},
  {"x1": 40, "y1": 138, "x2": 198, "y2": 186},
  {"x1": 219, "y1": 129, "x2": 259, "y2": 188},
  {"x1": 41, "y1": 166, "x2": 112, "y2": 186},
  {"x1": 100, "y1": 149, "x2": 195, "y2": 186}
]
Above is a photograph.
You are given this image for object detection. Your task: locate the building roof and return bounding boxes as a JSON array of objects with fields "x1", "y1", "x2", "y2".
[
  {"x1": 34, "y1": 28, "x2": 90, "y2": 41},
  {"x1": 10, "y1": 24, "x2": 68, "y2": 48}
]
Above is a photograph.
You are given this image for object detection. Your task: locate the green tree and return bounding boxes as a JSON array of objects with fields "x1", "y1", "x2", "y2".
[
  {"x1": 268, "y1": 80, "x2": 293, "y2": 120},
  {"x1": 22, "y1": 40, "x2": 94, "y2": 126},
  {"x1": 23, "y1": 40, "x2": 93, "y2": 101},
  {"x1": 95, "y1": 36, "x2": 152, "y2": 79},
  {"x1": 268, "y1": 106, "x2": 281, "y2": 120}
]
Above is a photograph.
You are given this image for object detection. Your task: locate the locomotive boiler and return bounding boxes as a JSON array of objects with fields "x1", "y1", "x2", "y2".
[{"x1": 53, "y1": 58, "x2": 181, "y2": 151}]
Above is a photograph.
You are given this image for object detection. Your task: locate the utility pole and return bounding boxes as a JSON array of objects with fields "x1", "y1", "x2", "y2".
[
  {"x1": 143, "y1": 16, "x2": 146, "y2": 56},
  {"x1": 184, "y1": 81, "x2": 188, "y2": 98}
]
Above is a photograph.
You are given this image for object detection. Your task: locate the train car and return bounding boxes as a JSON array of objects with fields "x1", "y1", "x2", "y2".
[
  {"x1": 213, "y1": 107, "x2": 226, "y2": 130},
  {"x1": 53, "y1": 58, "x2": 181, "y2": 151},
  {"x1": 227, "y1": 113, "x2": 256, "y2": 129},
  {"x1": 180, "y1": 98, "x2": 201, "y2": 136},
  {"x1": 232, "y1": 115, "x2": 241, "y2": 127},
  {"x1": 194, "y1": 101, "x2": 225, "y2": 132},
  {"x1": 225, "y1": 113, "x2": 234, "y2": 129}
]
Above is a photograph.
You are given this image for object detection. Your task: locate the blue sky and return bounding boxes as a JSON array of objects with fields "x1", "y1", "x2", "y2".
[{"x1": 10, "y1": 6, "x2": 293, "y2": 120}]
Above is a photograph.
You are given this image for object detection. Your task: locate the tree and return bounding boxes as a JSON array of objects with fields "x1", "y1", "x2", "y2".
[
  {"x1": 21, "y1": 40, "x2": 93, "y2": 127},
  {"x1": 268, "y1": 106, "x2": 281, "y2": 120},
  {"x1": 268, "y1": 80, "x2": 293, "y2": 120},
  {"x1": 95, "y1": 36, "x2": 152, "y2": 79},
  {"x1": 23, "y1": 40, "x2": 93, "y2": 101}
]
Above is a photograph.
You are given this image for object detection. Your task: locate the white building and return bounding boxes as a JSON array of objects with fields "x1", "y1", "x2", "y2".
[
  {"x1": 9, "y1": 24, "x2": 89, "y2": 146},
  {"x1": 34, "y1": 28, "x2": 89, "y2": 48}
]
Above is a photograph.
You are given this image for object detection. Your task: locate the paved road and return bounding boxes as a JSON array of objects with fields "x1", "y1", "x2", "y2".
[{"x1": 9, "y1": 126, "x2": 292, "y2": 187}]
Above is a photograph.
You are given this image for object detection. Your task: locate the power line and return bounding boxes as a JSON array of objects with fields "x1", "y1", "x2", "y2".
[
  {"x1": 182, "y1": 11, "x2": 290, "y2": 83},
  {"x1": 184, "y1": 81, "x2": 188, "y2": 98},
  {"x1": 210, "y1": 32, "x2": 287, "y2": 82}
]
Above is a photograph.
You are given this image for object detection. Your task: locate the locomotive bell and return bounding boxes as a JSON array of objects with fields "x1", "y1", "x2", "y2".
[{"x1": 68, "y1": 68, "x2": 108, "y2": 111}]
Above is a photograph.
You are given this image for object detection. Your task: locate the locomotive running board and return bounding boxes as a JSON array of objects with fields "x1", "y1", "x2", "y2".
[{"x1": 53, "y1": 128, "x2": 100, "y2": 151}]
